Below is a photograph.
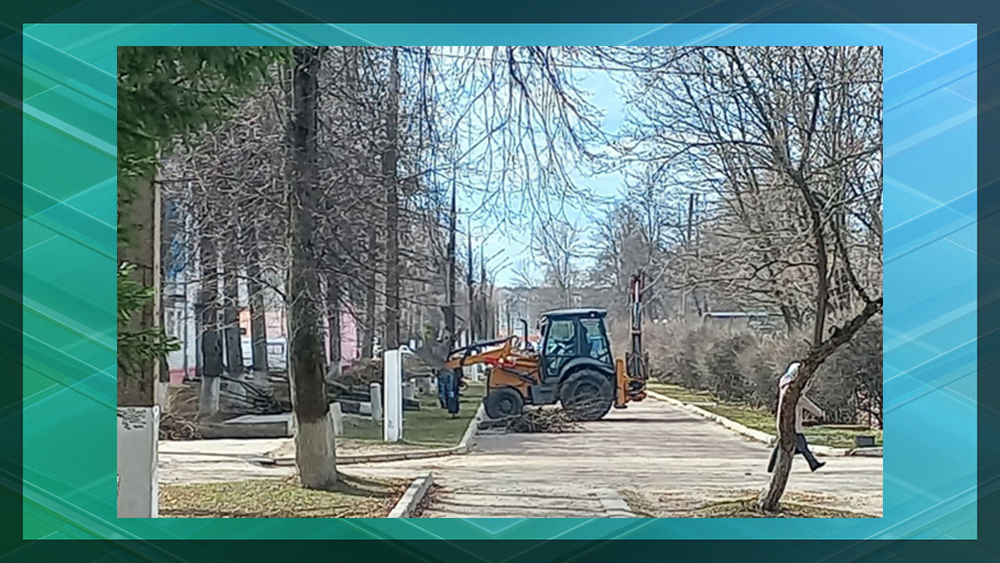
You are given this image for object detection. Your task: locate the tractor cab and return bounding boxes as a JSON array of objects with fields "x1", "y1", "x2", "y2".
[{"x1": 537, "y1": 309, "x2": 614, "y2": 383}]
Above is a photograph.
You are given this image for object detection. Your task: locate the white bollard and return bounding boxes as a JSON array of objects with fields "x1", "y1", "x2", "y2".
[
  {"x1": 330, "y1": 402, "x2": 344, "y2": 436},
  {"x1": 403, "y1": 381, "x2": 415, "y2": 402},
  {"x1": 370, "y1": 383, "x2": 383, "y2": 423},
  {"x1": 117, "y1": 406, "x2": 160, "y2": 518},
  {"x1": 383, "y1": 350, "x2": 403, "y2": 442}
]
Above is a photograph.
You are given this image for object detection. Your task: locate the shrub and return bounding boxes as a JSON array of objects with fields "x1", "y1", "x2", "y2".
[
  {"x1": 703, "y1": 332, "x2": 755, "y2": 402},
  {"x1": 644, "y1": 316, "x2": 880, "y2": 426}
]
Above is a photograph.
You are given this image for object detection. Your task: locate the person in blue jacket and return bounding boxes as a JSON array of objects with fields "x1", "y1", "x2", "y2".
[{"x1": 437, "y1": 369, "x2": 461, "y2": 418}]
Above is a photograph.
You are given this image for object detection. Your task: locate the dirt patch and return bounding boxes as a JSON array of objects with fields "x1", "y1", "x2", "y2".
[
  {"x1": 693, "y1": 498, "x2": 872, "y2": 518},
  {"x1": 266, "y1": 438, "x2": 424, "y2": 460},
  {"x1": 159, "y1": 474, "x2": 410, "y2": 518},
  {"x1": 410, "y1": 483, "x2": 441, "y2": 518},
  {"x1": 620, "y1": 490, "x2": 691, "y2": 518},
  {"x1": 621, "y1": 489, "x2": 878, "y2": 518}
]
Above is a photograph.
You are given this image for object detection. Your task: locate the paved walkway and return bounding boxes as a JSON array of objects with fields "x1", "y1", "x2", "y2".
[{"x1": 157, "y1": 397, "x2": 883, "y2": 517}]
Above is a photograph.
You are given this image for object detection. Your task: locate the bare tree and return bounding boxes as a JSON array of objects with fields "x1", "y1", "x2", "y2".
[
  {"x1": 534, "y1": 220, "x2": 586, "y2": 308},
  {"x1": 287, "y1": 46, "x2": 337, "y2": 488},
  {"x1": 594, "y1": 46, "x2": 882, "y2": 511}
]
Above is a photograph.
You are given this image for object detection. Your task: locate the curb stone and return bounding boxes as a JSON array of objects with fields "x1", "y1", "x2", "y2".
[
  {"x1": 594, "y1": 489, "x2": 636, "y2": 518},
  {"x1": 388, "y1": 473, "x2": 434, "y2": 518},
  {"x1": 268, "y1": 403, "x2": 485, "y2": 467},
  {"x1": 646, "y1": 390, "x2": 881, "y2": 458}
]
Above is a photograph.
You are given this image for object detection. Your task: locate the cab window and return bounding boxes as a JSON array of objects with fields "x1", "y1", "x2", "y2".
[
  {"x1": 544, "y1": 320, "x2": 576, "y2": 356},
  {"x1": 580, "y1": 318, "x2": 609, "y2": 361}
]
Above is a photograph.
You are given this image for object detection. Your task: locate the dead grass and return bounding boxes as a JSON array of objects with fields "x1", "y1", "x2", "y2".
[
  {"x1": 266, "y1": 438, "x2": 423, "y2": 460},
  {"x1": 693, "y1": 497, "x2": 871, "y2": 518},
  {"x1": 648, "y1": 382, "x2": 882, "y2": 449},
  {"x1": 159, "y1": 474, "x2": 410, "y2": 518},
  {"x1": 621, "y1": 489, "x2": 878, "y2": 519}
]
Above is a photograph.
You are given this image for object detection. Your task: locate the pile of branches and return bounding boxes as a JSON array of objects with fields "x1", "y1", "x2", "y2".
[
  {"x1": 219, "y1": 376, "x2": 284, "y2": 415},
  {"x1": 488, "y1": 407, "x2": 581, "y2": 434},
  {"x1": 159, "y1": 412, "x2": 202, "y2": 441},
  {"x1": 338, "y1": 354, "x2": 435, "y2": 388},
  {"x1": 339, "y1": 358, "x2": 384, "y2": 387}
]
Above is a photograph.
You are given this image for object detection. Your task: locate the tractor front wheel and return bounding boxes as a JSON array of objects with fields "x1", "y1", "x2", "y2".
[
  {"x1": 484, "y1": 387, "x2": 525, "y2": 419},
  {"x1": 559, "y1": 369, "x2": 614, "y2": 421}
]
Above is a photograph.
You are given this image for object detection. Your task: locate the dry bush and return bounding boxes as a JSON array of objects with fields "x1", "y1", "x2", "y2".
[
  {"x1": 646, "y1": 317, "x2": 879, "y2": 424},
  {"x1": 734, "y1": 334, "x2": 804, "y2": 409},
  {"x1": 812, "y1": 317, "x2": 883, "y2": 426},
  {"x1": 645, "y1": 319, "x2": 724, "y2": 389},
  {"x1": 339, "y1": 358, "x2": 384, "y2": 387}
]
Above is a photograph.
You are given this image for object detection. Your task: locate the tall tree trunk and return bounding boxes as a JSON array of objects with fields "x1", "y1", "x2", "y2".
[
  {"x1": 198, "y1": 234, "x2": 224, "y2": 415},
  {"x1": 117, "y1": 173, "x2": 162, "y2": 518},
  {"x1": 158, "y1": 195, "x2": 173, "y2": 389},
  {"x1": 223, "y1": 252, "x2": 243, "y2": 377},
  {"x1": 288, "y1": 46, "x2": 336, "y2": 489},
  {"x1": 361, "y1": 226, "x2": 377, "y2": 359},
  {"x1": 247, "y1": 259, "x2": 270, "y2": 379},
  {"x1": 326, "y1": 271, "x2": 342, "y2": 378},
  {"x1": 118, "y1": 175, "x2": 160, "y2": 407},
  {"x1": 445, "y1": 171, "x2": 457, "y2": 349},
  {"x1": 384, "y1": 47, "x2": 401, "y2": 351}
]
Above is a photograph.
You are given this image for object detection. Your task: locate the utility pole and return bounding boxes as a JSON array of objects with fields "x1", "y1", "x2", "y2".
[
  {"x1": 467, "y1": 227, "x2": 475, "y2": 344},
  {"x1": 480, "y1": 240, "x2": 486, "y2": 338},
  {"x1": 445, "y1": 169, "x2": 457, "y2": 349},
  {"x1": 384, "y1": 47, "x2": 401, "y2": 351},
  {"x1": 682, "y1": 193, "x2": 696, "y2": 316}
]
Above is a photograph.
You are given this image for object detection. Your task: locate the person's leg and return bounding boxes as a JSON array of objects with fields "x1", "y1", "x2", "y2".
[{"x1": 795, "y1": 433, "x2": 825, "y2": 471}]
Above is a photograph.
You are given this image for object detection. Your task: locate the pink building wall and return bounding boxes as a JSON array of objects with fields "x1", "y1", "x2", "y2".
[
  {"x1": 323, "y1": 306, "x2": 361, "y2": 366},
  {"x1": 236, "y1": 307, "x2": 361, "y2": 366}
]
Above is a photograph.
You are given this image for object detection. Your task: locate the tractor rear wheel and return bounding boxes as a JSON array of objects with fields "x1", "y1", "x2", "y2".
[
  {"x1": 484, "y1": 387, "x2": 524, "y2": 419},
  {"x1": 559, "y1": 369, "x2": 614, "y2": 421}
]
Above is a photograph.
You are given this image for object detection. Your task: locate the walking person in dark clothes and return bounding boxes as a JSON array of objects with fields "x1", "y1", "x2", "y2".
[
  {"x1": 437, "y1": 369, "x2": 462, "y2": 418},
  {"x1": 768, "y1": 361, "x2": 826, "y2": 473}
]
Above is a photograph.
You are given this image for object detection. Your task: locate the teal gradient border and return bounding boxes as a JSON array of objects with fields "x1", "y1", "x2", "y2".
[{"x1": 21, "y1": 23, "x2": 976, "y2": 540}]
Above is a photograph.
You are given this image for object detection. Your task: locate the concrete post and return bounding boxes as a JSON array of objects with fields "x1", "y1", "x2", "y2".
[
  {"x1": 403, "y1": 381, "x2": 415, "y2": 402},
  {"x1": 330, "y1": 402, "x2": 344, "y2": 436},
  {"x1": 383, "y1": 350, "x2": 403, "y2": 442},
  {"x1": 370, "y1": 383, "x2": 383, "y2": 423},
  {"x1": 117, "y1": 406, "x2": 160, "y2": 518}
]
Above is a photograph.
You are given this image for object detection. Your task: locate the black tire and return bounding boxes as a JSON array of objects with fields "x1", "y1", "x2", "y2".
[
  {"x1": 559, "y1": 369, "x2": 614, "y2": 422},
  {"x1": 484, "y1": 387, "x2": 525, "y2": 419}
]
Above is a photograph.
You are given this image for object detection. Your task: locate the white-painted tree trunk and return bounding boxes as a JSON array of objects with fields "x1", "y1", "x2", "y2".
[
  {"x1": 199, "y1": 376, "x2": 220, "y2": 416},
  {"x1": 117, "y1": 406, "x2": 159, "y2": 518},
  {"x1": 294, "y1": 414, "x2": 337, "y2": 488}
]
